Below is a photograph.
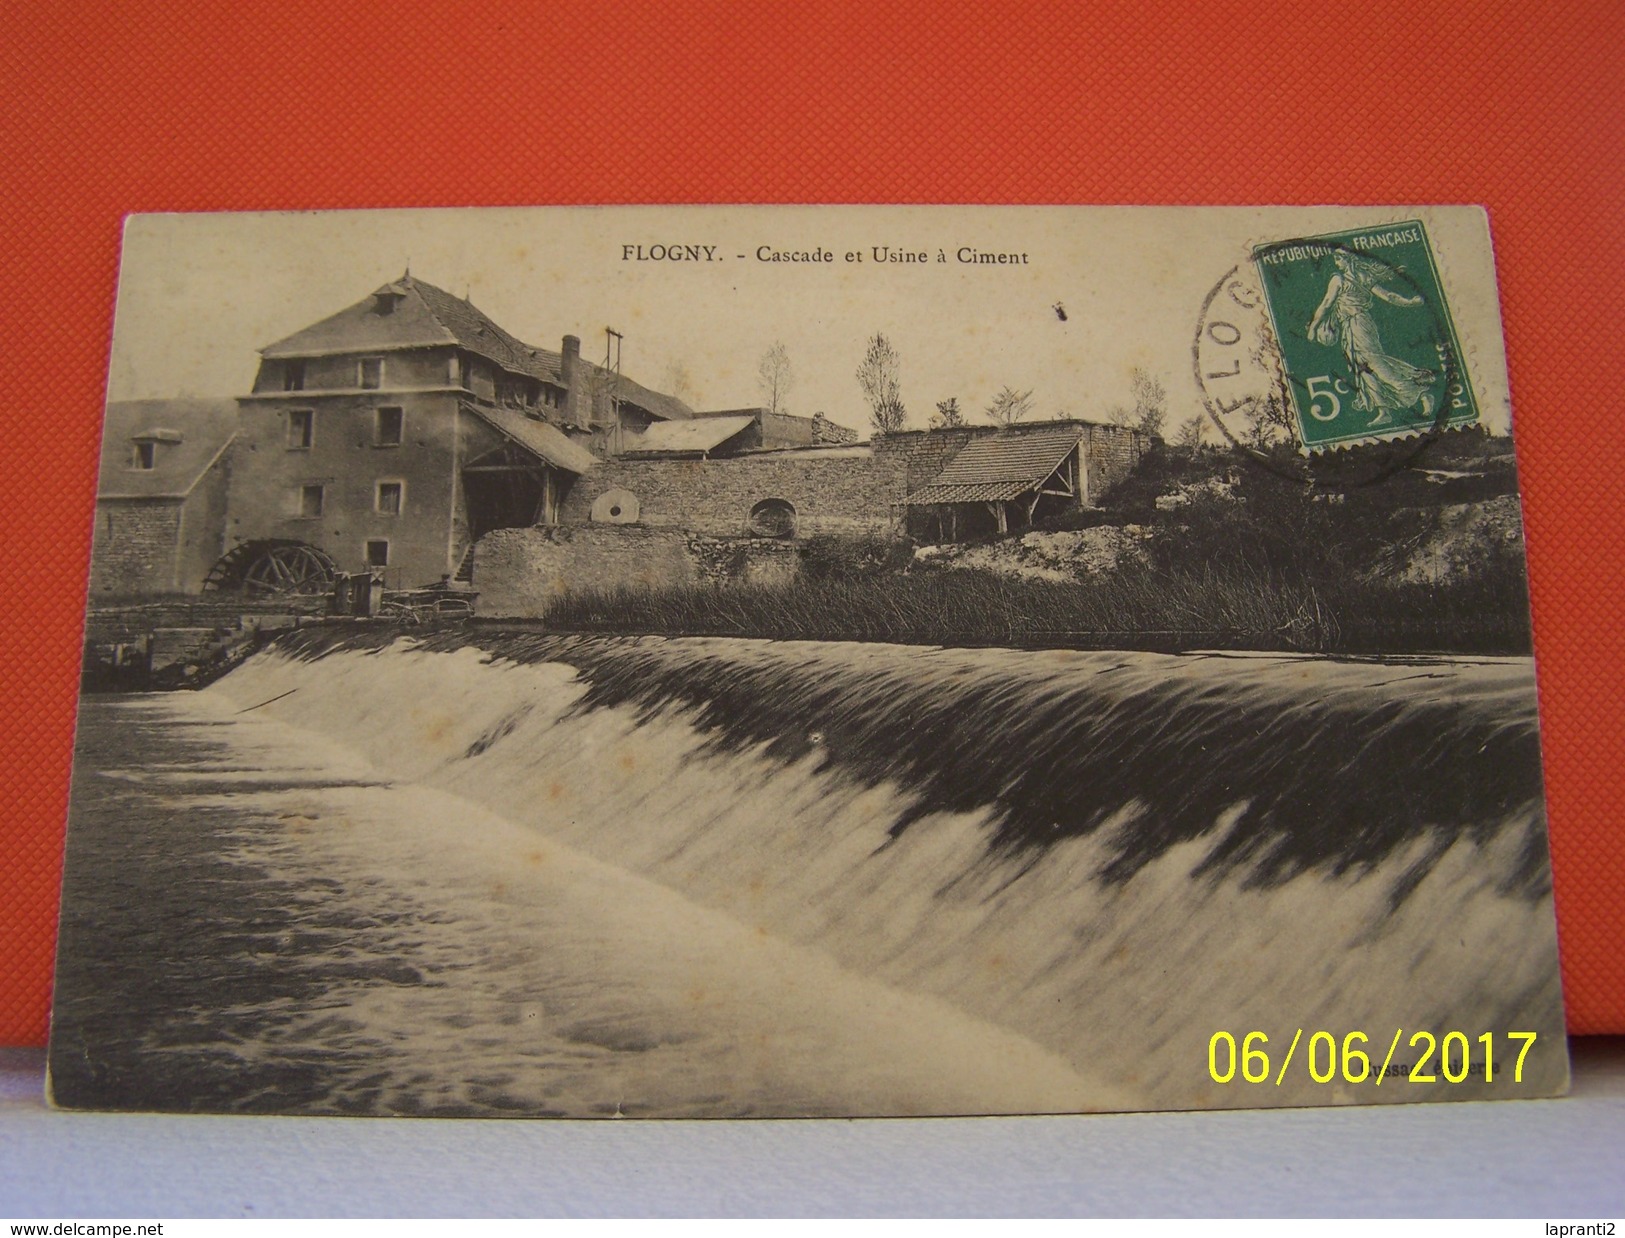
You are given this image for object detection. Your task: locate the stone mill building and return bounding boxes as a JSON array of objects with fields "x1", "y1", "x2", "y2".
[{"x1": 89, "y1": 273, "x2": 1150, "y2": 605}]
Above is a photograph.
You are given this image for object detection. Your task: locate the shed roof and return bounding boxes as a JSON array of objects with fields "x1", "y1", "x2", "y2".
[
  {"x1": 620, "y1": 414, "x2": 756, "y2": 456},
  {"x1": 467, "y1": 406, "x2": 601, "y2": 474},
  {"x1": 98, "y1": 399, "x2": 238, "y2": 500},
  {"x1": 906, "y1": 479, "x2": 1037, "y2": 504},
  {"x1": 906, "y1": 423, "x2": 1083, "y2": 505}
]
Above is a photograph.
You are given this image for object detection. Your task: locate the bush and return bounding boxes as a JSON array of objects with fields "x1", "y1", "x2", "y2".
[
  {"x1": 1029, "y1": 506, "x2": 1113, "y2": 534},
  {"x1": 798, "y1": 533, "x2": 914, "y2": 581}
]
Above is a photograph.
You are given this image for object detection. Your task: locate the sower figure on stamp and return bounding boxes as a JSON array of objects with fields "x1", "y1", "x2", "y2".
[{"x1": 1307, "y1": 251, "x2": 1437, "y2": 427}]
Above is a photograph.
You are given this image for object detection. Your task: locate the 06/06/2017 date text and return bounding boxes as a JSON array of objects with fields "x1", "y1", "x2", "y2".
[{"x1": 1206, "y1": 1030, "x2": 1540, "y2": 1086}]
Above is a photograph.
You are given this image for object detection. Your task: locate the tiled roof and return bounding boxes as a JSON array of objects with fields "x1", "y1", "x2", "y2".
[
  {"x1": 906, "y1": 423, "x2": 1083, "y2": 505},
  {"x1": 610, "y1": 371, "x2": 693, "y2": 422},
  {"x1": 905, "y1": 479, "x2": 1035, "y2": 504},
  {"x1": 409, "y1": 280, "x2": 562, "y2": 383},
  {"x1": 263, "y1": 275, "x2": 692, "y2": 420},
  {"x1": 620, "y1": 414, "x2": 755, "y2": 456},
  {"x1": 98, "y1": 399, "x2": 238, "y2": 500},
  {"x1": 467, "y1": 406, "x2": 601, "y2": 475},
  {"x1": 262, "y1": 278, "x2": 460, "y2": 360},
  {"x1": 261, "y1": 275, "x2": 561, "y2": 383}
]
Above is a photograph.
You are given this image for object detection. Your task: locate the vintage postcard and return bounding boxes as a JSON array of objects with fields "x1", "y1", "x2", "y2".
[{"x1": 50, "y1": 206, "x2": 1567, "y2": 1117}]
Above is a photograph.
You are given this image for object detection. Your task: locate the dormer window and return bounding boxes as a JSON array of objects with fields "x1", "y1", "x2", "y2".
[
  {"x1": 359, "y1": 357, "x2": 383, "y2": 390},
  {"x1": 372, "y1": 280, "x2": 408, "y2": 316},
  {"x1": 129, "y1": 428, "x2": 180, "y2": 470},
  {"x1": 283, "y1": 359, "x2": 306, "y2": 392}
]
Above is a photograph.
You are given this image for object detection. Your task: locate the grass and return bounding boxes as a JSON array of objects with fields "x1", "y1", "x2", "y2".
[
  {"x1": 539, "y1": 437, "x2": 1534, "y2": 655},
  {"x1": 536, "y1": 559, "x2": 1530, "y2": 655}
]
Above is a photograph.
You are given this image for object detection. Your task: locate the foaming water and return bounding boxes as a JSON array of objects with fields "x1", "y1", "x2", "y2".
[
  {"x1": 143, "y1": 633, "x2": 1566, "y2": 1113},
  {"x1": 53, "y1": 694, "x2": 1114, "y2": 1117}
]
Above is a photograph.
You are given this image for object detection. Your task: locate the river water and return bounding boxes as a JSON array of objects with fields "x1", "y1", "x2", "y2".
[{"x1": 48, "y1": 634, "x2": 1567, "y2": 1116}]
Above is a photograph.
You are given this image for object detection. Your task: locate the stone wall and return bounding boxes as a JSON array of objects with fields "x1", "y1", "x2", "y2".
[
  {"x1": 90, "y1": 498, "x2": 184, "y2": 596},
  {"x1": 551, "y1": 422, "x2": 1146, "y2": 553},
  {"x1": 1080, "y1": 423, "x2": 1150, "y2": 502},
  {"x1": 559, "y1": 451, "x2": 898, "y2": 538},
  {"x1": 475, "y1": 526, "x2": 694, "y2": 615},
  {"x1": 228, "y1": 390, "x2": 468, "y2": 590},
  {"x1": 90, "y1": 462, "x2": 234, "y2": 598},
  {"x1": 757, "y1": 411, "x2": 859, "y2": 448},
  {"x1": 176, "y1": 458, "x2": 231, "y2": 593},
  {"x1": 473, "y1": 524, "x2": 802, "y2": 617},
  {"x1": 868, "y1": 426, "x2": 980, "y2": 493}
]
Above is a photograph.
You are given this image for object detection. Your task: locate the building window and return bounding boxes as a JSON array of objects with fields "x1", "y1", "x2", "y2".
[
  {"x1": 376, "y1": 481, "x2": 403, "y2": 515},
  {"x1": 287, "y1": 409, "x2": 314, "y2": 449},
  {"x1": 460, "y1": 356, "x2": 475, "y2": 390},
  {"x1": 748, "y1": 498, "x2": 798, "y2": 539},
  {"x1": 359, "y1": 357, "x2": 384, "y2": 390},
  {"x1": 365, "y1": 539, "x2": 390, "y2": 568},
  {"x1": 283, "y1": 360, "x2": 306, "y2": 392},
  {"x1": 299, "y1": 484, "x2": 324, "y2": 519},
  {"x1": 375, "y1": 406, "x2": 404, "y2": 446},
  {"x1": 132, "y1": 441, "x2": 156, "y2": 470}
]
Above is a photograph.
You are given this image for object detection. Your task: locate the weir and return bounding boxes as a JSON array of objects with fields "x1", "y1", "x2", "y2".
[{"x1": 187, "y1": 631, "x2": 1565, "y2": 1110}]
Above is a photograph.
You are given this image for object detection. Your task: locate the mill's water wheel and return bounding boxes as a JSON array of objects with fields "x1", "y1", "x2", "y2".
[{"x1": 204, "y1": 540, "x2": 338, "y2": 598}]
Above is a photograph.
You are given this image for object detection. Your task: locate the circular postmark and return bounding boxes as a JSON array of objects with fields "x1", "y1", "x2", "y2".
[{"x1": 1193, "y1": 233, "x2": 1469, "y2": 489}]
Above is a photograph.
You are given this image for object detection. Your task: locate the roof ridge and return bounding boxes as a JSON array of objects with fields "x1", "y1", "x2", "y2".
[{"x1": 407, "y1": 278, "x2": 562, "y2": 384}]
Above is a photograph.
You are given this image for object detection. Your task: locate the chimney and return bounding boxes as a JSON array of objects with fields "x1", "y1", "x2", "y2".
[{"x1": 560, "y1": 334, "x2": 583, "y2": 426}]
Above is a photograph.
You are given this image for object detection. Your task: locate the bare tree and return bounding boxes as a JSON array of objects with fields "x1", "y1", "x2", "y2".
[
  {"x1": 1244, "y1": 339, "x2": 1297, "y2": 448},
  {"x1": 985, "y1": 386, "x2": 1034, "y2": 428},
  {"x1": 1246, "y1": 391, "x2": 1296, "y2": 449},
  {"x1": 1175, "y1": 413, "x2": 1208, "y2": 450},
  {"x1": 757, "y1": 341, "x2": 793, "y2": 415},
  {"x1": 662, "y1": 359, "x2": 697, "y2": 408},
  {"x1": 856, "y1": 333, "x2": 907, "y2": 434},
  {"x1": 930, "y1": 397, "x2": 965, "y2": 429},
  {"x1": 1131, "y1": 367, "x2": 1168, "y2": 438}
]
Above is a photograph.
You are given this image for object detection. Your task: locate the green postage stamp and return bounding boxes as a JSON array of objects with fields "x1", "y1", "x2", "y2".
[{"x1": 1253, "y1": 221, "x2": 1479, "y2": 449}]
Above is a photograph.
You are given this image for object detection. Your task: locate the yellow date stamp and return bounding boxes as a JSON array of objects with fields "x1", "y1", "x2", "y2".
[{"x1": 1206, "y1": 1029, "x2": 1540, "y2": 1086}]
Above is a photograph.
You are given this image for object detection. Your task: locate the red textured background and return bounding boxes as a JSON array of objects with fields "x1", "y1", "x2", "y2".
[{"x1": 1, "y1": 0, "x2": 1621, "y2": 1046}]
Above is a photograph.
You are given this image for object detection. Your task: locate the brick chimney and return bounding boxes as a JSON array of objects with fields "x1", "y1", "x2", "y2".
[{"x1": 560, "y1": 334, "x2": 583, "y2": 426}]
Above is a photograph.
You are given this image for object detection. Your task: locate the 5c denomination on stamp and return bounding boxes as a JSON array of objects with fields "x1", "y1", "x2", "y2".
[{"x1": 1196, "y1": 220, "x2": 1480, "y2": 472}]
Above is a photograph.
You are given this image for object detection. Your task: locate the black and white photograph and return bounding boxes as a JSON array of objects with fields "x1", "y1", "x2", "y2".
[{"x1": 49, "y1": 205, "x2": 1568, "y2": 1118}]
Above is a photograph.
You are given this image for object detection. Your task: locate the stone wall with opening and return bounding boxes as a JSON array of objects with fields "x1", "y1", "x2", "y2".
[{"x1": 558, "y1": 451, "x2": 897, "y2": 538}]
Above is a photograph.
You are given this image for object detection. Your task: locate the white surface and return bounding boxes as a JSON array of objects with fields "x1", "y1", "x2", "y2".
[{"x1": 2, "y1": 1039, "x2": 1622, "y2": 1218}]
